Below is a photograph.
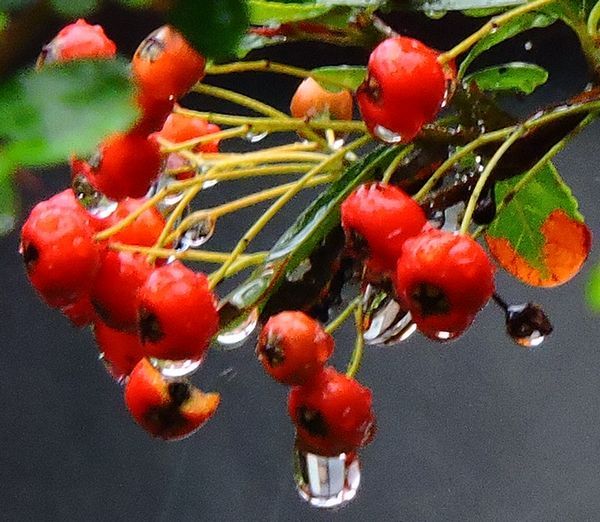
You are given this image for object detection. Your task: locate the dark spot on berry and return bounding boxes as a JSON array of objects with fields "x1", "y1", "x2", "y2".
[
  {"x1": 297, "y1": 405, "x2": 328, "y2": 437},
  {"x1": 144, "y1": 405, "x2": 187, "y2": 436},
  {"x1": 410, "y1": 282, "x2": 451, "y2": 316},
  {"x1": 360, "y1": 74, "x2": 381, "y2": 102},
  {"x1": 138, "y1": 307, "x2": 164, "y2": 343},
  {"x1": 21, "y1": 242, "x2": 39, "y2": 272},
  {"x1": 261, "y1": 334, "x2": 285, "y2": 367},
  {"x1": 168, "y1": 381, "x2": 191, "y2": 407},
  {"x1": 506, "y1": 303, "x2": 553, "y2": 339},
  {"x1": 345, "y1": 229, "x2": 370, "y2": 261}
]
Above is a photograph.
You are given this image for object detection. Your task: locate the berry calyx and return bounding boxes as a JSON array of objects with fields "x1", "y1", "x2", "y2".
[
  {"x1": 20, "y1": 198, "x2": 101, "y2": 308},
  {"x1": 75, "y1": 132, "x2": 162, "y2": 201},
  {"x1": 136, "y1": 262, "x2": 219, "y2": 361},
  {"x1": 290, "y1": 77, "x2": 353, "y2": 121},
  {"x1": 288, "y1": 367, "x2": 375, "y2": 456},
  {"x1": 256, "y1": 311, "x2": 334, "y2": 385},
  {"x1": 124, "y1": 358, "x2": 219, "y2": 440},
  {"x1": 357, "y1": 36, "x2": 446, "y2": 143},
  {"x1": 132, "y1": 25, "x2": 206, "y2": 103},
  {"x1": 94, "y1": 321, "x2": 145, "y2": 382},
  {"x1": 91, "y1": 251, "x2": 153, "y2": 331},
  {"x1": 37, "y1": 19, "x2": 116, "y2": 67},
  {"x1": 394, "y1": 229, "x2": 495, "y2": 338},
  {"x1": 341, "y1": 182, "x2": 427, "y2": 274}
]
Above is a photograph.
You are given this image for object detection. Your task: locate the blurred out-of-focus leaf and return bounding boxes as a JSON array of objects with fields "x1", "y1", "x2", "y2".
[
  {"x1": 249, "y1": 1, "x2": 332, "y2": 23},
  {"x1": 49, "y1": 0, "x2": 98, "y2": 17}
]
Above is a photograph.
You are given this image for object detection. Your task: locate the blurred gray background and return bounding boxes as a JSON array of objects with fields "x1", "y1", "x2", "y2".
[{"x1": 1, "y1": 8, "x2": 600, "y2": 521}]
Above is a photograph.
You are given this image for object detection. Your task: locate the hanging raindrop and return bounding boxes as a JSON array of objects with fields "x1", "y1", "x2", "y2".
[
  {"x1": 362, "y1": 285, "x2": 416, "y2": 346},
  {"x1": 506, "y1": 302, "x2": 552, "y2": 348},
  {"x1": 149, "y1": 357, "x2": 203, "y2": 379},
  {"x1": 178, "y1": 214, "x2": 216, "y2": 249},
  {"x1": 244, "y1": 130, "x2": 269, "y2": 143},
  {"x1": 373, "y1": 125, "x2": 403, "y2": 144},
  {"x1": 216, "y1": 307, "x2": 259, "y2": 349},
  {"x1": 71, "y1": 175, "x2": 117, "y2": 218},
  {"x1": 293, "y1": 443, "x2": 361, "y2": 509}
]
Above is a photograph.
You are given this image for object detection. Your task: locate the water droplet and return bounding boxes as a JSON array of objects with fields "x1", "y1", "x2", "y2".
[
  {"x1": 362, "y1": 285, "x2": 416, "y2": 346},
  {"x1": 373, "y1": 125, "x2": 403, "y2": 143},
  {"x1": 294, "y1": 444, "x2": 360, "y2": 509},
  {"x1": 245, "y1": 130, "x2": 269, "y2": 143},
  {"x1": 424, "y1": 9, "x2": 447, "y2": 18},
  {"x1": 428, "y1": 209, "x2": 446, "y2": 229},
  {"x1": 179, "y1": 214, "x2": 216, "y2": 249},
  {"x1": 430, "y1": 330, "x2": 460, "y2": 341},
  {"x1": 216, "y1": 307, "x2": 259, "y2": 350},
  {"x1": 524, "y1": 41, "x2": 533, "y2": 51},
  {"x1": 149, "y1": 357, "x2": 202, "y2": 379},
  {"x1": 71, "y1": 174, "x2": 117, "y2": 218},
  {"x1": 202, "y1": 178, "x2": 219, "y2": 189},
  {"x1": 506, "y1": 303, "x2": 552, "y2": 348},
  {"x1": 150, "y1": 174, "x2": 186, "y2": 213}
]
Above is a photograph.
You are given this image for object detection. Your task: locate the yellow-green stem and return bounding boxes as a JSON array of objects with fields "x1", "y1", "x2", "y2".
[
  {"x1": 459, "y1": 127, "x2": 525, "y2": 235},
  {"x1": 381, "y1": 145, "x2": 413, "y2": 184},
  {"x1": 325, "y1": 297, "x2": 360, "y2": 334},
  {"x1": 346, "y1": 305, "x2": 364, "y2": 379},
  {"x1": 158, "y1": 126, "x2": 249, "y2": 153}
]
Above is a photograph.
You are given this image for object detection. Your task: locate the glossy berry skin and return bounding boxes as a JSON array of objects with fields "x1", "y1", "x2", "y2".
[
  {"x1": 136, "y1": 262, "x2": 218, "y2": 361},
  {"x1": 156, "y1": 111, "x2": 221, "y2": 153},
  {"x1": 20, "y1": 199, "x2": 101, "y2": 308},
  {"x1": 82, "y1": 132, "x2": 162, "y2": 201},
  {"x1": 132, "y1": 93, "x2": 175, "y2": 136},
  {"x1": 60, "y1": 294, "x2": 97, "y2": 328},
  {"x1": 395, "y1": 229, "x2": 495, "y2": 338},
  {"x1": 102, "y1": 198, "x2": 166, "y2": 248},
  {"x1": 91, "y1": 251, "x2": 152, "y2": 332},
  {"x1": 357, "y1": 37, "x2": 446, "y2": 143},
  {"x1": 94, "y1": 321, "x2": 145, "y2": 382},
  {"x1": 132, "y1": 25, "x2": 206, "y2": 102},
  {"x1": 256, "y1": 311, "x2": 334, "y2": 385},
  {"x1": 288, "y1": 367, "x2": 375, "y2": 456},
  {"x1": 37, "y1": 19, "x2": 116, "y2": 67},
  {"x1": 290, "y1": 77, "x2": 353, "y2": 121},
  {"x1": 44, "y1": 188, "x2": 105, "y2": 230},
  {"x1": 341, "y1": 182, "x2": 427, "y2": 273},
  {"x1": 125, "y1": 358, "x2": 219, "y2": 440}
]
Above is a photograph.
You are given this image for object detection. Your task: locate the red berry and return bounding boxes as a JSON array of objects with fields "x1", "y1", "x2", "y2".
[
  {"x1": 394, "y1": 229, "x2": 495, "y2": 338},
  {"x1": 132, "y1": 25, "x2": 206, "y2": 102},
  {"x1": 60, "y1": 293, "x2": 97, "y2": 328},
  {"x1": 124, "y1": 358, "x2": 219, "y2": 440},
  {"x1": 37, "y1": 19, "x2": 116, "y2": 67},
  {"x1": 341, "y1": 182, "x2": 427, "y2": 273},
  {"x1": 357, "y1": 36, "x2": 446, "y2": 143},
  {"x1": 91, "y1": 251, "x2": 152, "y2": 331},
  {"x1": 288, "y1": 367, "x2": 375, "y2": 456},
  {"x1": 136, "y1": 262, "x2": 219, "y2": 361},
  {"x1": 156, "y1": 111, "x2": 221, "y2": 153},
  {"x1": 290, "y1": 77, "x2": 353, "y2": 121},
  {"x1": 44, "y1": 187, "x2": 105, "y2": 230},
  {"x1": 132, "y1": 93, "x2": 175, "y2": 136},
  {"x1": 94, "y1": 321, "x2": 145, "y2": 381},
  {"x1": 75, "y1": 132, "x2": 162, "y2": 201},
  {"x1": 20, "y1": 198, "x2": 101, "y2": 308},
  {"x1": 102, "y1": 198, "x2": 166, "y2": 247},
  {"x1": 256, "y1": 311, "x2": 334, "y2": 385}
]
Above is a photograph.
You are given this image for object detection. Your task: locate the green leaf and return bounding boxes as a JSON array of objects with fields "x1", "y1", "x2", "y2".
[
  {"x1": 248, "y1": 1, "x2": 333, "y2": 24},
  {"x1": 464, "y1": 62, "x2": 549, "y2": 94},
  {"x1": 458, "y1": 11, "x2": 558, "y2": 77},
  {"x1": 220, "y1": 145, "x2": 399, "y2": 326},
  {"x1": 586, "y1": 262, "x2": 600, "y2": 312},
  {"x1": 49, "y1": 0, "x2": 98, "y2": 17},
  {"x1": 169, "y1": 0, "x2": 250, "y2": 61},
  {"x1": 402, "y1": 0, "x2": 523, "y2": 11},
  {"x1": 116, "y1": 0, "x2": 152, "y2": 8},
  {"x1": 0, "y1": 59, "x2": 136, "y2": 169},
  {"x1": 311, "y1": 65, "x2": 367, "y2": 92},
  {"x1": 0, "y1": 0, "x2": 36, "y2": 13},
  {"x1": 461, "y1": 6, "x2": 509, "y2": 15},
  {"x1": 486, "y1": 162, "x2": 590, "y2": 286},
  {"x1": 0, "y1": 152, "x2": 17, "y2": 236},
  {"x1": 0, "y1": 11, "x2": 7, "y2": 31}
]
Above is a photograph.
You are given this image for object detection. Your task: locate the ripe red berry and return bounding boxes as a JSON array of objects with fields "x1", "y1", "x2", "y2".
[
  {"x1": 37, "y1": 19, "x2": 116, "y2": 67},
  {"x1": 341, "y1": 182, "x2": 427, "y2": 273},
  {"x1": 394, "y1": 229, "x2": 495, "y2": 339},
  {"x1": 102, "y1": 198, "x2": 166, "y2": 247},
  {"x1": 125, "y1": 358, "x2": 219, "y2": 440},
  {"x1": 91, "y1": 251, "x2": 152, "y2": 331},
  {"x1": 156, "y1": 111, "x2": 221, "y2": 153},
  {"x1": 290, "y1": 77, "x2": 353, "y2": 121},
  {"x1": 136, "y1": 262, "x2": 219, "y2": 361},
  {"x1": 60, "y1": 293, "x2": 97, "y2": 328},
  {"x1": 94, "y1": 321, "x2": 145, "y2": 382},
  {"x1": 256, "y1": 311, "x2": 334, "y2": 385},
  {"x1": 75, "y1": 132, "x2": 162, "y2": 201},
  {"x1": 44, "y1": 187, "x2": 105, "y2": 230},
  {"x1": 20, "y1": 198, "x2": 101, "y2": 308},
  {"x1": 288, "y1": 367, "x2": 375, "y2": 456},
  {"x1": 132, "y1": 25, "x2": 206, "y2": 103},
  {"x1": 357, "y1": 36, "x2": 446, "y2": 143},
  {"x1": 132, "y1": 93, "x2": 175, "y2": 136}
]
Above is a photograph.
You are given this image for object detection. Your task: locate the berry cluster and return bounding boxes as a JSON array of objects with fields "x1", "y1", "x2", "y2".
[
  {"x1": 342, "y1": 182, "x2": 495, "y2": 341},
  {"x1": 21, "y1": 20, "x2": 223, "y2": 440},
  {"x1": 256, "y1": 311, "x2": 375, "y2": 457}
]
